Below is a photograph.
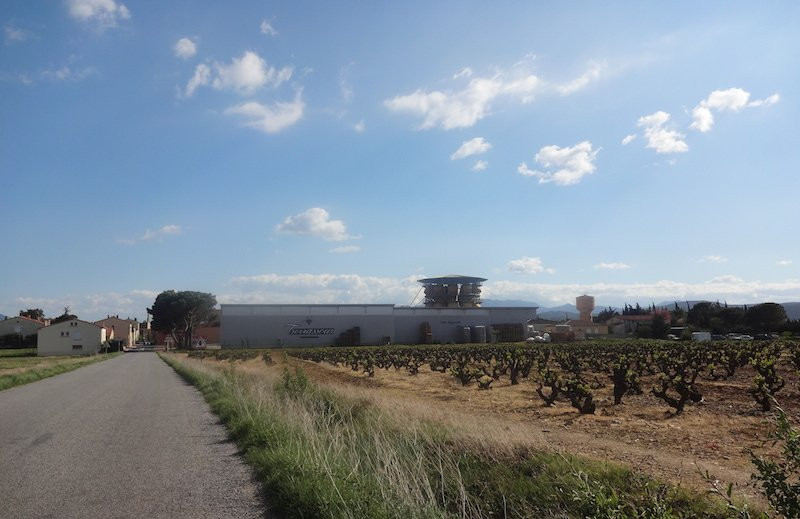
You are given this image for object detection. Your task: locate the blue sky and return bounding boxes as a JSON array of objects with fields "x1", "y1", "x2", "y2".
[{"x1": 1, "y1": 1, "x2": 799, "y2": 320}]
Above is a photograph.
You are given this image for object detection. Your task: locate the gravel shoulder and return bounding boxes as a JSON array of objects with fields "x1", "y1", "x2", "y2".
[{"x1": 0, "y1": 352, "x2": 267, "y2": 519}]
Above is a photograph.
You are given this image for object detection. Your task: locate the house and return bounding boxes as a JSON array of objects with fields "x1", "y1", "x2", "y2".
[
  {"x1": 38, "y1": 319, "x2": 106, "y2": 356},
  {"x1": 608, "y1": 311, "x2": 672, "y2": 335},
  {"x1": 0, "y1": 315, "x2": 47, "y2": 347},
  {"x1": 94, "y1": 315, "x2": 139, "y2": 348},
  {"x1": 564, "y1": 319, "x2": 609, "y2": 339}
]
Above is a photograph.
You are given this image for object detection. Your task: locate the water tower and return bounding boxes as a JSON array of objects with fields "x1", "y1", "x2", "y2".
[{"x1": 576, "y1": 295, "x2": 595, "y2": 322}]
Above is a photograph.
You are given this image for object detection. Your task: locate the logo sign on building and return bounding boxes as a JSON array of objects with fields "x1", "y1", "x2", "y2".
[{"x1": 287, "y1": 319, "x2": 335, "y2": 338}]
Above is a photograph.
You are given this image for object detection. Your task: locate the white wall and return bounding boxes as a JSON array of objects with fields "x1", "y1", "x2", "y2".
[{"x1": 38, "y1": 319, "x2": 106, "y2": 356}]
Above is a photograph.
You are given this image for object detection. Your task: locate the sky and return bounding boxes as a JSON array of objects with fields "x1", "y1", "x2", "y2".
[{"x1": 1, "y1": 1, "x2": 799, "y2": 321}]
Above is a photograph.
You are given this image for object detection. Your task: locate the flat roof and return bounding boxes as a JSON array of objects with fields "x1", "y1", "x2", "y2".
[{"x1": 417, "y1": 274, "x2": 487, "y2": 284}]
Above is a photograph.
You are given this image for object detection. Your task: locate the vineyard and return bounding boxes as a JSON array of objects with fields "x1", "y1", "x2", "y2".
[{"x1": 287, "y1": 339, "x2": 800, "y2": 415}]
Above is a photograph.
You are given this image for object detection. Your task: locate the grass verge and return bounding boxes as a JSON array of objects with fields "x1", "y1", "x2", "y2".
[
  {"x1": 0, "y1": 348, "x2": 36, "y2": 358},
  {"x1": 0, "y1": 352, "x2": 122, "y2": 392},
  {"x1": 160, "y1": 352, "x2": 745, "y2": 518}
]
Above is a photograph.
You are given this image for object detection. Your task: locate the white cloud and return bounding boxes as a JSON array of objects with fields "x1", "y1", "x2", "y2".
[
  {"x1": 329, "y1": 245, "x2": 361, "y2": 254},
  {"x1": 173, "y1": 38, "x2": 196, "y2": 59},
  {"x1": 225, "y1": 91, "x2": 304, "y2": 134},
  {"x1": 699, "y1": 255, "x2": 728, "y2": 263},
  {"x1": 184, "y1": 63, "x2": 210, "y2": 97},
  {"x1": 517, "y1": 140, "x2": 598, "y2": 186},
  {"x1": 67, "y1": 0, "x2": 130, "y2": 29},
  {"x1": 119, "y1": 224, "x2": 182, "y2": 245},
  {"x1": 595, "y1": 262, "x2": 631, "y2": 270},
  {"x1": 353, "y1": 120, "x2": 365, "y2": 133},
  {"x1": 339, "y1": 64, "x2": 354, "y2": 103},
  {"x1": 621, "y1": 134, "x2": 636, "y2": 145},
  {"x1": 450, "y1": 137, "x2": 491, "y2": 160},
  {"x1": 384, "y1": 65, "x2": 541, "y2": 130},
  {"x1": 636, "y1": 111, "x2": 688, "y2": 154},
  {"x1": 472, "y1": 160, "x2": 488, "y2": 171},
  {"x1": 223, "y1": 273, "x2": 422, "y2": 305},
  {"x1": 41, "y1": 66, "x2": 95, "y2": 82},
  {"x1": 211, "y1": 51, "x2": 292, "y2": 95},
  {"x1": 275, "y1": 208, "x2": 353, "y2": 241},
  {"x1": 453, "y1": 67, "x2": 472, "y2": 79},
  {"x1": 507, "y1": 256, "x2": 555, "y2": 275},
  {"x1": 555, "y1": 62, "x2": 605, "y2": 95},
  {"x1": 777, "y1": 260, "x2": 792, "y2": 266},
  {"x1": 690, "y1": 88, "x2": 780, "y2": 132},
  {"x1": 11, "y1": 290, "x2": 158, "y2": 322},
  {"x1": 4, "y1": 25, "x2": 29, "y2": 43},
  {"x1": 482, "y1": 276, "x2": 800, "y2": 307},
  {"x1": 260, "y1": 20, "x2": 278, "y2": 36}
]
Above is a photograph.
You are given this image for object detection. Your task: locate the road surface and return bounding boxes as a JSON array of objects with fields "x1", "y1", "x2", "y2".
[{"x1": 0, "y1": 353, "x2": 267, "y2": 518}]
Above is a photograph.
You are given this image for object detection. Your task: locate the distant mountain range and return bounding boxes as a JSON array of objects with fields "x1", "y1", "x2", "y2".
[{"x1": 482, "y1": 299, "x2": 800, "y2": 321}]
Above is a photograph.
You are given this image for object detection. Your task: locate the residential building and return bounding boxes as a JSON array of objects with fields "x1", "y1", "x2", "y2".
[
  {"x1": 94, "y1": 316, "x2": 138, "y2": 348},
  {"x1": 38, "y1": 319, "x2": 106, "y2": 356}
]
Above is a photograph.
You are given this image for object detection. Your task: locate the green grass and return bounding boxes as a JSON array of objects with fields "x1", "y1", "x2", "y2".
[
  {"x1": 0, "y1": 352, "x2": 122, "y2": 391},
  {"x1": 0, "y1": 348, "x2": 36, "y2": 358},
  {"x1": 161, "y1": 353, "x2": 740, "y2": 519}
]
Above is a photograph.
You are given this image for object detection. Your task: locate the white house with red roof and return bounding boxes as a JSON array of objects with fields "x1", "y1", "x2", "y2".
[{"x1": 0, "y1": 315, "x2": 47, "y2": 338}]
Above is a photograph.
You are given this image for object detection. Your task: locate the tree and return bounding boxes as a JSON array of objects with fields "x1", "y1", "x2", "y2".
[
  {"x1": 151, "y1": 291, "x2": 217, "y2": 349},
  {"x1": 595, "y1": 307, "x2": 618, "y2": 322},
  {"x1": 745, "y1": 303, "x2": 787, "y2": 332},
  {"x1": 19, "y1": 308, "x2": 45, "y2": 321},
  {"x1": 651, "y1": 313, "x2": 668, "y2": 339},
  {"x1": 51, "y1": 306, "x2": 77, "y2": 324}
]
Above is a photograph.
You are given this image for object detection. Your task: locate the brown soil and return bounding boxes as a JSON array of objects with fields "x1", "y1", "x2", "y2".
[{"x1": 273, "y1": 354, "x2": 800, "y2": 505}]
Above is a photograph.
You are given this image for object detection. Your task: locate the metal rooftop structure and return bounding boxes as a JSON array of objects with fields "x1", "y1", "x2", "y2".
[{"x1": 416, "y1": 275, "x2": 487, "y2": 308}]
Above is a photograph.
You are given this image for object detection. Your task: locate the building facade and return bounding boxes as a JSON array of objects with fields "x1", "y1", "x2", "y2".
[
  {"x1": 38, "y1": 319, "x2": 106, "y2": 356},
  {"x1": 220, "y1": 304, "x2": 538, "y2": 348},
  {"x1": 0, "y1": 315, "x2": 46, "y2": 339}
]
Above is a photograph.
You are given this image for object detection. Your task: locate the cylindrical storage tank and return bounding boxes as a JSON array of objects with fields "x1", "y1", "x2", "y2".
[
  {"x1": 459, "y1": 326, "x2": 471, "y2": 343},
  {"x1": 471, "y1": 325, "x2": 486, "y2": 343}
]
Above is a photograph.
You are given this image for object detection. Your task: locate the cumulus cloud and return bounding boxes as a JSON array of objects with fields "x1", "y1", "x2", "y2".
[
  {"x1": 118, "y1": 224, "x2": 182, "y2": 245},
  {"x1": 225, "y1": 91, "x2": 304, "y2": 134},
  {"x1": 353, "y1": 120, "x2": 365, "y2": 133},
  {"x1": 67, "y1": 0, "x2": 130, "y2": 29},
  {"x1": 275, "y1": 208, "x2": 354, "y2": 241},
  {"x1": 507, "y1": 257, "x2": 555, "y2": 275},
  {"x1": 595, "y1": 262, "x2": 631, "y2": 270},
  {"x1": 517, "y1": 141, "x2": 598, "y2": 186},
  {"x1": 555, "y1": 62, "x2": 605, "y2": 95},
  {"x1": 636, "y1": 111, "x2": 688, "y2": 154},
  {"x1": 453, "y1": 67, "x2": 472, "y2": 79},
  {"x1": 211, "y1": 51, "x2": 292, "y2": 95},
  {"x1": 222, "y1": 273, "x2": 422, "y2": 305},
  {"x1": 450, "y1": 137, "x2": 491, "y2": 160},
  {"x1": 329, "y1": 245, "x2": 361, "y2": 254},
  {"x1": 482, "y1": 276, "x2": 800, "y2": 307},
  {"x1": 10, "y1": 290, "x2": 158, "y2": 321},
  {"x1": 260, "y1": 20, "x2": 278, "y2": 36},
  {"x1": 690, "y1": 88, "x2": 780, "y2": 132},
  {"x1": 621, "y1": 134, "x2": 636, "y2": 145},
  {"x1": 384, "y1": 65, "x2": 541, "y2": 130},
  {"x1": 777, "y1": 260, "x2": 792, "y2": 266},
  {"x1": 699, "y1": 255, "x2": 728, "y2": 263},
  {"x1": 174, "y1": 38, "x2": 196, "y2": 59},
  {"x1": 472, "y1": 160, "x2": 488, "y2": 171}
]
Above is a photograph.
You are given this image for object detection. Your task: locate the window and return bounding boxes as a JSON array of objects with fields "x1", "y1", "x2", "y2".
[
  {"x1": 70, "y1": 321, "x2": 78, "y2": 327},
  {"x1": 72, "y1": 345, "x2": 82, "y2": 351},
  {"x1": 60, "y1": 331, "x2": 69, "y2": 337}
]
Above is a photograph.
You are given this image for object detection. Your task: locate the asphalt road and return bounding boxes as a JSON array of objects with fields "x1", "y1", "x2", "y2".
[{"x1": 0, "y1": 353, "x2": 267, "y2": 518}]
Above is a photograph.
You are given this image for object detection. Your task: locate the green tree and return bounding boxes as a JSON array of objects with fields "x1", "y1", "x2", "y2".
[
  {"x1": 151, "y1": 291, "x2": 217, "y2": 349},
  {"x1": 651, "y1": 313, "x2": 668, "y2": 339},
  {"x1": 51, "y1": 306, "x2": 77, "y2": 324},
  {"x1": 19, "y1": 308, "x2": 45, "y2": 321},
  {"x1": 745, "y1": 303, "x2": 787, "y2": 332},
  {"x1": 594, "y1": 307, "x2": 618, "y2": 322}
]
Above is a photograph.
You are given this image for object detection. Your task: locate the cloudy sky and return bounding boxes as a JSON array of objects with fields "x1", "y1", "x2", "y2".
[{"x1": 1, "y1": 1, "x2": 799, "y2": 320}]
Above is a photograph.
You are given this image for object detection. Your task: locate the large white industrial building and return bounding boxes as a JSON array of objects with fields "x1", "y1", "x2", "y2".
[{"x1": 221, "y1": 275, "x2": 538, "y2": 348}]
